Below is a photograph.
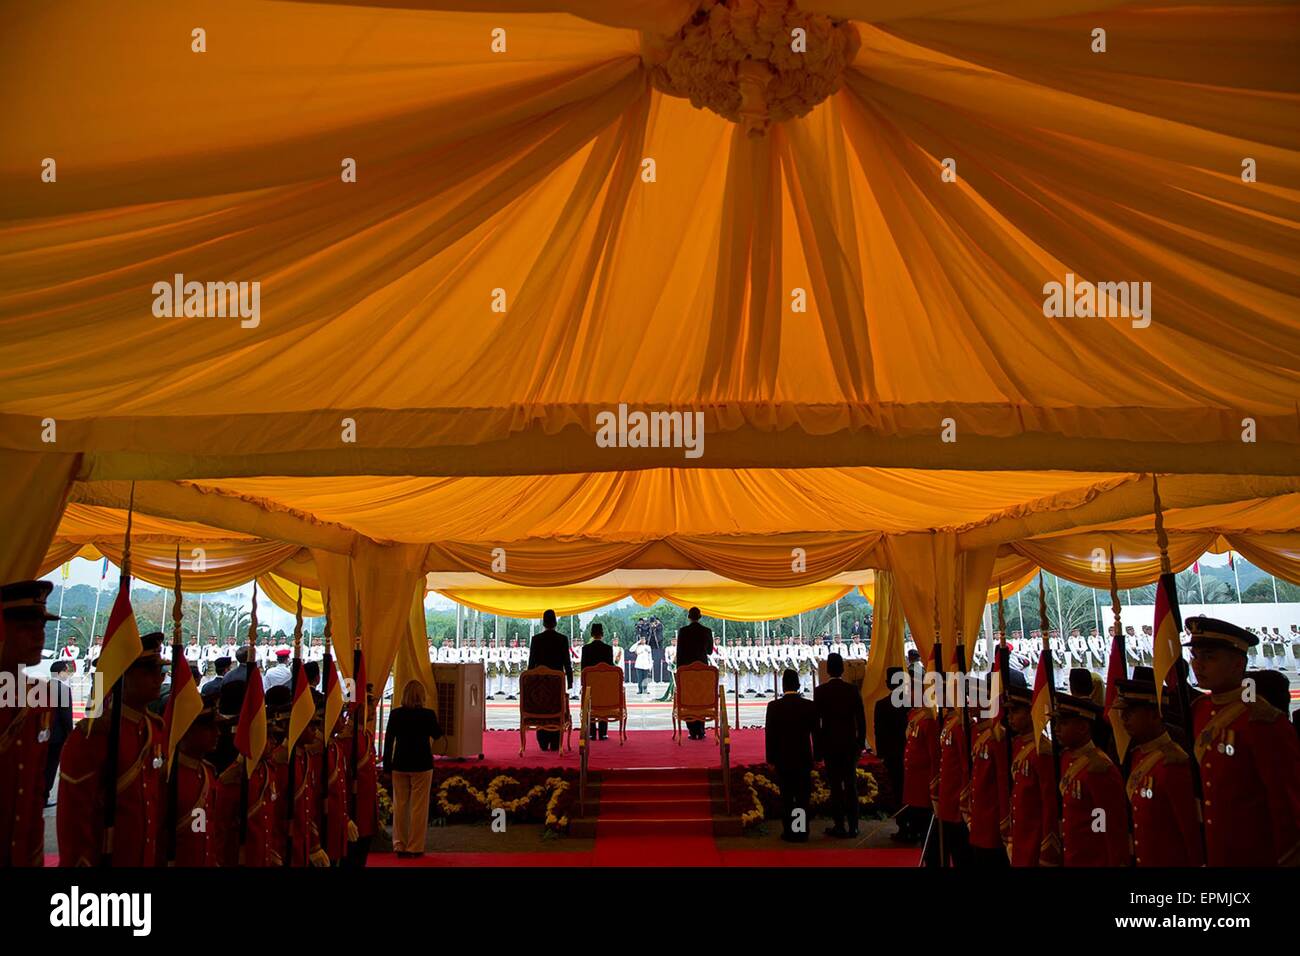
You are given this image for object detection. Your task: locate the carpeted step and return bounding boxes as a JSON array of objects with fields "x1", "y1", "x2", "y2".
[
  {"x1": 598, "y1": 781, "x2": 711, "y2": 801},
  {"x1": 599, "y1": 797, "x2": 715, "y2": 820}
]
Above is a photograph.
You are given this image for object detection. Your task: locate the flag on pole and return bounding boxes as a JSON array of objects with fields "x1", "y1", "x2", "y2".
[
  {"x1": 1030, "y1": 644, "x2": 1053, "y2": 754},
  {"x1": 1151, "y1": 572, "x2": 1183, "y2": 706},
  {"x1": 92, "y1": 584, "x2": 144, "y2": 713},
  {"x1": 100, "y1": 557, "x2": 109, "y2": 580},
  {"x1": 1192, "y1": 560, "x2": 1200, "y2": 575},
  {"x1": 60, "y1": 562, "x2": 71, "y2": 580},
  {"x1": 234, "y1": 665, "x2": 267, "y2": 776},
  {"x1": 286, "y1": 660, "x2": 314, "y2": 753},
  {"x1": 163, "y1": 645, "x2": 202, "y2": 772},
  {"x1": 323, "y1": 654, "x2": 344, "y2": 738},
  {"x1": 1228, "y1": 551, "x2": 1235, "y2": 569}
]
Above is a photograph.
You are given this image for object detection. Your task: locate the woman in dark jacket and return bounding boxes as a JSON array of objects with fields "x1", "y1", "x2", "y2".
[{"x1": 382, "y1": 680, "x2": 443, "y2": 858}]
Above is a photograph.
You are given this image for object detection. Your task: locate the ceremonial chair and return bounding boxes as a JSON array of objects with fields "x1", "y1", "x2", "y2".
[
  {"x1": 580, "y1": 663, "x2": 628, "y2": 744},
  {"x1": 518, "y1": 666, "x2": 571, "y2": 756},
  {"x1": 672, "y1": 662, "x2": 721, "y2": 744}
]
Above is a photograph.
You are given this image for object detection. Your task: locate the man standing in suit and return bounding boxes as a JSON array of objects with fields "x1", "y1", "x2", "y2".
[
  {"x1": 580, "y1": 623, "x2": 613, "y2": 740},
  {"x1": 527, "y1": 609, "x2": 572, "y2": 752},
  {"x1": 676, "y1": 607, "x2": 714, "y2": 740},
  {"x1": 765, "y1": 669, "x2": 818, "y2": 842},
  {"x1": 649, "y1": 615, "x2": 665, "y2": 683},
  {"x1": 812, "y1": 652, "x2": 867, "y2": 837}
]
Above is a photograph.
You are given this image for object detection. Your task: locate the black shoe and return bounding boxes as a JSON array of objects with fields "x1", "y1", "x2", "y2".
[{"x1": 824, "y1": 825, "x2": 848, "y2": 838}]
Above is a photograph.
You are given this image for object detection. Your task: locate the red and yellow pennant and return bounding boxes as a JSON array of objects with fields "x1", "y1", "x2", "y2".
[
  {"x1": 235, "y1": 663, "x2": 267, "y2": 776},
  {"x1": 163, "y1": 643, "x2": 203, "y2": 772},
  {"x1": 91, "y1": 584, "x2": 143, "y2": 713}
]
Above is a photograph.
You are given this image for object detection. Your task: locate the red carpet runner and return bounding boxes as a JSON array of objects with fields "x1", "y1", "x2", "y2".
[{"x1": 593, "y1": 768, "x2": 720, "y2": 866}]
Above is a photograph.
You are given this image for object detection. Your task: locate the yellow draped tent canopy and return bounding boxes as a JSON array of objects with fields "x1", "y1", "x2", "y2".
[{"x1": 4, "y1": 0, "x2": 1298, "y2": 685}]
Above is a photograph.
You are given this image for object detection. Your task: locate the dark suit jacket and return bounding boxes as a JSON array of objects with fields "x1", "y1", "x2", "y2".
[
  {"x1": 814, "y1": 677, "x2": 866, "y2": 763},
  {"x1": 765, "y1": 692, "x2": 818, "y2": 771},
  {"x1": 528, "y1": 629, "x2": 573, "y2": 687},
  {"x1": 382, "y1": 706, "x2": 443, "y2": 772},
  {"x1": 676, "y1": 621, "x2": 714, "y2": 667},
  {"x1": 580, "y1": 640, "x2": 613, "y2": 671}
]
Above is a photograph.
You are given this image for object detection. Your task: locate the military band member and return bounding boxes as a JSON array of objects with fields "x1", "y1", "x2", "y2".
[
  {"x1": 1005, "y1": 673, "x2": 1045, "y2": 866},
  {"x1": 173, "y1": 689, "x2": 222, "y2": 866},
  {"x1": 344, "y1": 692, "x2": 379, "y2": 867},
  {"x1": 1051, "y1": 693, "x2": 1129, "y2": 867},
  {"x1": 1112, "y1": 675, "x2": 1202, "y2": 867},
  {"x1": 58, "y1": 632, "x2": 167, "y2": 867},
  {"x1": 268, "y1": 688, "x2": 328, "y2": 867},
  {"x1": 968, "y1": 678, "x2": 1010, "y2": 866},
  {"x1": 184, "y1": 636, "x2": 203, "y2": 671},
  {"x1": 848, "y1": 635, "x2": 868, "y2": 662},
  {"x1": 0, "y1": 580, "x2": 61, "y2": 867},
  {"x1": 436, "y1": 641, "x2": 456, "y2": 664},
  {"x1": 1186, "y1": 616, "x2": 1300, "y2": 866}
]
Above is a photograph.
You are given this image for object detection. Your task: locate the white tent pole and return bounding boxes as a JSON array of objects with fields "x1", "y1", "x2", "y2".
[
  {"x1": 1016, "y1": 590, "x2": 1025, "y2": 639},
  {"x1": 196, "y1": 592, "x2": 204, "y2": 641}
]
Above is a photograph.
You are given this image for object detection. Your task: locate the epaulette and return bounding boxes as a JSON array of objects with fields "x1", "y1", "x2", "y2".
[
  {"x1": 1158, "y1": 737, "x2": 1189, "y2": 765},
  {"x1": 1247, "y1": 699, "x2": 1283, "y2": 723},
  {"x1": 1087, "y1": 750, "x2": 1115, "y2": 774}
]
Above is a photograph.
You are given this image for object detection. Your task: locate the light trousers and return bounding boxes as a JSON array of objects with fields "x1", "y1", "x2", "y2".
[{"x1": 391, "y1": 769, "x2": 433, "y2": 854}]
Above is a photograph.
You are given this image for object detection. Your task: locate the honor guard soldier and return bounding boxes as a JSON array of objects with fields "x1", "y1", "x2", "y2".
[
  {"x1": 1112, "y1": 675, "x2": 1202, "y2": 867},
  {"x1": 0, "y1": 580, "x2": 61, "y2": 866},
  {"x1": 215, "y1": 680, "x2": 281, "y2": 867},
  {"x1": 935, "y1": 700, "x2": 972, "y2": 865},
  {"x1": 900, "y1": 698, "x2": 940, "y2": 842},
  {"x1": 1051, "y1": 692, "x2": 1129, "y2": 867},
  {"x1": 1005, "y1": 671, "x2": 1045, "y2": 866},
  {"x1": 321, "y1": 697, "x2": 355, "y2": 865},
  {"x1": 173, "y1": 689, "x2": 222, "y2": 866},
  {"x1": 1186, "y1": 616, "x2": 1300, "y2": 866},
  {"x1": 342, "y1": 691, "x2": 379, "y2": 867},
  {"x1": 967, "y1": 678, "x2": 1010, "y2": 866},
  {"x1": 57, "y1": 632, "x2": 167, "y2": 867}
]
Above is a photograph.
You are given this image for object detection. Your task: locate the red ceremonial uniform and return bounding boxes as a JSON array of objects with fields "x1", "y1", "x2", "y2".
[
  {"x1": 1126, "y1": 732, "x2": 1202, "y2": 867},
  {"x1": 1057, "y1": 740, "x2": 1129, "y2": 867},
  {"x1": 1009, "y1": 732, "x2": 1044, "y2": 866},
  {"x1": 903, "y1": 708, "x2": 939, "y2": 808},
  {"x1": 1193, "y1": 690, "x2": 1300, "y2": 866},
  {"x1": 937, "y1": 711, "x2": 970, "y2": 824},
  {"x1": 57, "y1": 706, "x2": 165, "y2": 867},
  {"x1": 271, "y1": 747, "x2": 320, "y2": 865},
  {"x1": 215, "y1": 758, "x2": 278, "y2": 866},
  {"x1": 0, "y1": 679, "x2": 54, "y2": 866},
  {"x1": 353, "y1": 729, "x2": 378, "y2": 839},
  {"x1": 173, "y1": 753, "x2": 218, "y2": 867},
  {"x1": 323, "y1": 740, "x2": 349, "y2": 861},
  {"x1": 968, "y1": 722, "x2": 1009, "y2": 850}
]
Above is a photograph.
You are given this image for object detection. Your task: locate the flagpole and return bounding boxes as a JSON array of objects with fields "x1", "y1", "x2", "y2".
[
  {"x1": 1230, "y1": 552, "x2": 1242, "y2": 604},
  {"x1": 100, "y1": 482, "x2": 135, "y2": 868},
  {"x1": 283, "y1": 584, "x2": 300, "y2": 870},
  {"x1": 996, "y1": 583, "x2": 1012, "y2": 803},
  {"x1": 89, "y1": 565, "x2": 106, "y2": 646},
  {"x1": 1038, "y1": 572, "x2": 1064, "y2": 847},
  {"x1": 1016, "y1": 590, "x2": 1025, "y2": 640},
  {"x1": 1195, "y1": 561, "x2": 1205, "y2": 606},
  {"x1": 55, "y1": 569, "x2": 67, "y2": 644},
  {"x1": 196, "y1": 592, "x2": 205, "y2": 641},
  {"x1": 1151, "y1": 475, "x2": 1206, "y2": 861},
  {"x1": 165, "y1": 546, "x2": 184, "y2": 864},
  {"x1": 237, "y1": 585, "x2": 258, "y2": 864}
]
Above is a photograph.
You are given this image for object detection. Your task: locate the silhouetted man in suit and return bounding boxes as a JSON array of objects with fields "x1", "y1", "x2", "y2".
[
  {"x1": 766, "y1": 669, "x2": 817, "y2": 841},
  {"x1": 648, "y1": 616, "x2": 665, "y2": 682},
  {"x1": 873, "y1": 666, "x2": 910, "y2": 836},
  {"x1": 814, "y1": 653, "x2": 867, "y2": 837},
  {"x1": 528, "y1": 609, "x2": 572, "y2": 752},
  {"x1": 580, "y1": 623, "x2": 613, "y2": 740},
  {"x1": 676, "y1": 607, "x2": 714, "y2": 740}
]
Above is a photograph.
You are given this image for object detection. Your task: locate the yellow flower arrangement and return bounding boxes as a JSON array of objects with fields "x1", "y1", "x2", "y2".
[
  {"x1": 435, "y1": 772, "x2": 573, "y2": 832},
  {"x1": 736, "y1": 766, "x2": 881, "y2": 828}
]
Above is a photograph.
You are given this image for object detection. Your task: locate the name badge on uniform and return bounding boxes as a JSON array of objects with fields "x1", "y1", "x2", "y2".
[{"x1": 37, "y1": 729, "x2": 51, "y2": 743}]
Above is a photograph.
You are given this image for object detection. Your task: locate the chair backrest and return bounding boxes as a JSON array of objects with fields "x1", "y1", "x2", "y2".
[
  {"x1": 676, "y1": 662, "x2": 719, "y2": 709},
  {"x1": 519, "y1": 667, "x2": 567, "y2": 720},
  {"x1": 582, "y1": 663, "x2": 623, "y2": 709}
]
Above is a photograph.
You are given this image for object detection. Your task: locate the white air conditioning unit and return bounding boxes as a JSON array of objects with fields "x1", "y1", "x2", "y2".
[{"x1": 431, "y1": 662, "x2": 485, "y2": 759}]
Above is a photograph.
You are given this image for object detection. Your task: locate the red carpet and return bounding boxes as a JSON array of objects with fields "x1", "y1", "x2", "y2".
[
  {"x1": 463, "y1": 728, "x2": 767, "y2": 771},
  {"x1": 594, "y1": 767, "x2": 720, "y2": 865}
]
